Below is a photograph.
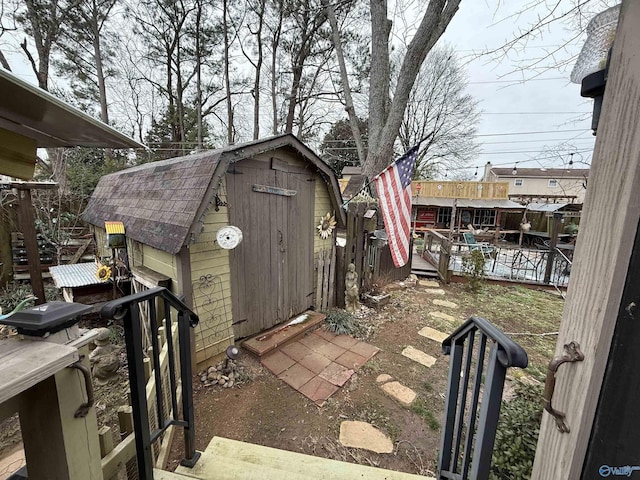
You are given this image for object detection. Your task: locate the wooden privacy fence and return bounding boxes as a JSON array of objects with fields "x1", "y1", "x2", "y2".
[
  {"x1": 342, "y1": 200, "x2": 413, "y2": 296},
  {"x1": 99, "y1": 321, "x2": 180, "y2": 479},
  {"x1": 315, "y1": 242, "x2": 337, "y2": 311}
]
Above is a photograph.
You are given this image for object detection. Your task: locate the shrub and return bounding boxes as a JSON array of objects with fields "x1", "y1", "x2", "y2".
[
  {"x1": 461, "y1": 249, "x2": 486, "y2": 292},
  {"x1": 0, "y1": 282, "x2": 59, "y2": 314},
  {"x1": 325, "y1": 309, "x2": 354, "y2": 335},
  {"x1": 490, "y1": 383, "x2": 543, "y2": 480}
]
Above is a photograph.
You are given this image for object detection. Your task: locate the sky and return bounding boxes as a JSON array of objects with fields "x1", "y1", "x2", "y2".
[
  {"x1": 3, "y1": 0, "x2": 610, "y2": 176},
  {"x1": 436, "y1": 1, "x2": 603, "y2": 177}
]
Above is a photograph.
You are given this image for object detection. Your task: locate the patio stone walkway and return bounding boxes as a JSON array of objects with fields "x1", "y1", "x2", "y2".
[
  {"x1": 261, "y1": 329, "x2": 379, "y2": 406},
  {"x1": 339, "y1": 421, "x2": 394, "y2": 453},
  {"x1": 428, "y1": 311, "x2": 456, "y2": 322},
  {"x1": 380, "y1": 380, "x2": 417, "y2": 406},
  {"x1": 418, "y1": 326, "x2": 449, "y2": 343},
  {"x1": 423, "y1": 288, "x2": 445, "y2": 295},
  {"x1": 432, "y1": 299, "x2": 458, "y2": 309},
  {"x1": 401, "y1": 346, "x2": 436, "y2": 368}
]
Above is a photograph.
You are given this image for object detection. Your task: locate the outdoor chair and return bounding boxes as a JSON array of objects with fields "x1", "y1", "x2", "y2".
[{"x1": 462, "y1": 232, "x2": 495, "y2": 259}]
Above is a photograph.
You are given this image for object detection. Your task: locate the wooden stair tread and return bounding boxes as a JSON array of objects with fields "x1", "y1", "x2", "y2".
[
  {"x1": 174, "y1": 437, "x2": 431, "y2": 480},
  {"x1": 242, "y1": 311, "x2": 325, "y2": 357}
]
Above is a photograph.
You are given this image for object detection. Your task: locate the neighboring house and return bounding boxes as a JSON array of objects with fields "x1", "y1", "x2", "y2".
[
  {"x1": 483, "y1": 162, "x2": 589, "y2": 204},
  {"x1": 411, "y1": 180, "x2": 525, "y2": 232},
  {"x1": 83, "y1": 134, "x2": 345, "y2": 364}
]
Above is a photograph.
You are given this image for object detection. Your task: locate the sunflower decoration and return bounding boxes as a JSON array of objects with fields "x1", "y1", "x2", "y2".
[
  {"x1": 96, "y1": 264, "x2": 112, "y2": 282},
  {"x1": 317, "y1": 212, "x2": 337, "y2": 239}
]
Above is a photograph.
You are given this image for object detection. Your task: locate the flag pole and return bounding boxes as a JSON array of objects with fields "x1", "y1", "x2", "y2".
[{"x1": 340, "y1": 131, "x2": 434, "y2": 210}]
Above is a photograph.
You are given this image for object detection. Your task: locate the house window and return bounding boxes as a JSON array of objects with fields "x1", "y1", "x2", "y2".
[
  {"x1": 548, "y1": 179, "x2": 558, "y2": 188},
  {"x1": 437, "y1": 207, "x2": 452, "y2": 225},
  {"x1": 514, "y1": 178, "x2": 523, "y2": 187},
  {"x1": 473, "y1": 209, "x2": 497, "y2": 227}
]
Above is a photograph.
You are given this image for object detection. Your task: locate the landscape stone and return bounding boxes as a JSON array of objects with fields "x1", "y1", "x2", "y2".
[
  {"x1": 423, "y1": 288, "x2": 445, "y2": 295},
  {"x1": 380, "y1": 381, "x2": 417, "y2": 406},
  {"x1": 429, "y1": 311, "x2": 457, "y2": 322},
  {"x1": 432, "y1": 299, "x2": 459, "y2": 309},
  {"x1": 401, "y1": 346, "x2": 437, "y2": 368},
  {"x1": 339, "y1": 421, "x2": 394, "y2": 454},
  {"x1": 418, "y1": 280, "x2": 440, "y2": 288},
  {"x1": 418, "y1": 326, "x2": 449, "y2": 343},
  {"x1": 376, "y1": 373, "x2": 393, "y2": 383}
]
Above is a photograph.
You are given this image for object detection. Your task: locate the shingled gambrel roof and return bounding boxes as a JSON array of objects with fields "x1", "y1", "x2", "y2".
[{"x1": 83, "y1": 134, "x2": 345, "y2": 254}]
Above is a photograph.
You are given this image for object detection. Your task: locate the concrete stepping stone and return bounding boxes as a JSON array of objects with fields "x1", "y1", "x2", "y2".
[
  {"x1": 418, "y1": 279, "x2": 440, "y2": 288},
  {"x1": 432, "y1": 299, "x2": 458, "y2": 309},
  {"x1": 376, "y1": 373, "x2": 393, "y2": 383},
  {"x1": 418, "y1": 326, "x2": 449, "y2": 343},
  {"x1": 423, "y1": 288, "x2": 445, "y2": 295},
  {"x1": 429, "y1": 311, "x2": 457, "y2": 323},
  {"x1": 339, "y1": 421, "x2": 393, "y2": 453},
  {"x1": 402, "y1": 346, "x2": 436, "y2": 368},
  {"x1": 380, "y1": 381, "x2": 417, "y2": 406}
]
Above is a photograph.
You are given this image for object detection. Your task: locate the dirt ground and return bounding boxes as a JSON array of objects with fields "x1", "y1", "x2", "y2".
[
  {"x1": 0, "y1": 280, "x2": 564, "y2": 477},
  {"x1": 167, "y1": 281, "x2": 564, "y2": 476}
]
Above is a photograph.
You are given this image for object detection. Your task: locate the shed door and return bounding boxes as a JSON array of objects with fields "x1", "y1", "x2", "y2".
[{"x1": 227, "y1": 161, "x2": 315, "y2": 339}]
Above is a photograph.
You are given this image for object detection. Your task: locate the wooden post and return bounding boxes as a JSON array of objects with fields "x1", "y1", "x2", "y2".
[
  {"x1": 327, "y1": 240, "x2": 336, "y2": 308},
  {"x1": 117, "y1": 405, "x2": 137, "y2": 480},
  {"x1": 99, "y1": 426, "x2": 119, "y2": 480},
  {"x1": 532, "y1": 2, "x2": 640, "y2": 477},
  {"x1": 335, "y1": 244, "x2": 345, "y2": 308},
  {"x1": 543, "y1": 212, "x2": 563, "y2": 284},
  {"x1": 19, "y1": 347, "x2": 102, "y2": 480},
  {"x1": 15, "y1": 187, "x2": 45, "y2": 304},
  {"x1": 449, "y1": 199, "x2": 457, "y2": 240}
]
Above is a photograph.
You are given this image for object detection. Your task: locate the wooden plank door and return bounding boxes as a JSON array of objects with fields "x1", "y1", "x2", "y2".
[
  {"x1": 227, "y1": 161, "x2": 314, "y2": 339},
  {"x1": 531, "y1": 2, "x2": 640, "y2": 477}
]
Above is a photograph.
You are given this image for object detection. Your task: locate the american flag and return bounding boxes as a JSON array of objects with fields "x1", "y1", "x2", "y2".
[{"x1": 375, "y1": 145, "x2": 419, "y2": 267}]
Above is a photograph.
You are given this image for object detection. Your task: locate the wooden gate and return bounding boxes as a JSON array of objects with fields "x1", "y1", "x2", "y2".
[
  {"x1": 226, "y1": 161, "x2": 314, "y2": 339},
  {"x1": 343, "y1": 201, "x2": 413, "y2": 295}
]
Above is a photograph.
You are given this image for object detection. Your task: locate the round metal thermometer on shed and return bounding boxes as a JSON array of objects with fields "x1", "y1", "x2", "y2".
[{"x1": 216, "y1": 226, "x2": 243, "y2": 249}]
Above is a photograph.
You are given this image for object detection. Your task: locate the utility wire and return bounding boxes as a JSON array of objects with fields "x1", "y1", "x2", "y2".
[{"x1": 476, "y1": 128, "x2": 589, "y2": 137}]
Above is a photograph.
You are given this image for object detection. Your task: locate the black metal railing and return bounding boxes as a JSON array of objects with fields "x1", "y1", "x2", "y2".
[
  {"x1": 438, "y1": 317, "x2": 528, "y2": 480},
  {"x1": 101, "y1": 287, "x2": 200, "y2": 480},
  {"x1": 550, "y1": 247, "x2": 572, "y2": 291}
]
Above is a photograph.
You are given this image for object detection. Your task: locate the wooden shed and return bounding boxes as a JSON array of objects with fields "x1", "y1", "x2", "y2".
[{"x1": 83, "y1": 134, "x2": 345, "y2": 364}]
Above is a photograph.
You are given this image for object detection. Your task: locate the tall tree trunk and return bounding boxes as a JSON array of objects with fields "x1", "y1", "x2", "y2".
[
  {"x1": 90, "y1": 0, "x2": 110, "y2": 126},
  {"x1": 367, "y1": 0, "x2": 392, "y2": 163},
  {"x1": 364, "y1": 0, "x2": 460, "y2": 181},
  {"x1": 270, "y1": 0, "x2": 283, "y2": 135},
  {"x1": 253, "y1": 0, "x2": 265, "y2": 140},
  {"x1": 323, "y1": 0, "x2": 366, "y2": 165},
  {"x1": 223, "y1": 0, "x2": 234, "y2": 144},
  {"x1": 284, "y1": 54, "x2": 304, "y2": 133},
  {"x1": 196, "y1": 0, "x2": 203, "y2": 149}
]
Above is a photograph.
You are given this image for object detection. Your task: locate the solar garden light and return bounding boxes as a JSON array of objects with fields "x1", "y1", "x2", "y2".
[
  {"x1": 570, "y1": 4, "x2": 621, "y2": 135},
  {"x1": 225, "y1": 344, "x2": 239, "y2": 369}
]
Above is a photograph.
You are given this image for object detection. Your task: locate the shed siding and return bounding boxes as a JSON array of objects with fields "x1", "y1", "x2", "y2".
[
  {"x1": 141, "y1": 244, "x2": 178, "y2": 289},
  {"x1": 189, "y1": 178, "x2": 234, "y2": 364}
]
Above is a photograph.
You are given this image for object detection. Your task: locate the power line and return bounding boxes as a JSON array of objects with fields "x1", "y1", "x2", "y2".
[
  {"x1": 476, "y1": 128, "x2": 589, "y2": 137},
  {"x1": 480, "y1": 111, "x2": 590, "y2": 115},
  {"x1": 468, "y1": 77, "x2": 566, "y2": 84},
  {"x1": 480, "y1": 137, "x2": 594, "y2": 145},
  {"x1": 477, "y1": 148, "x2": 593, "y2": 155}
]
